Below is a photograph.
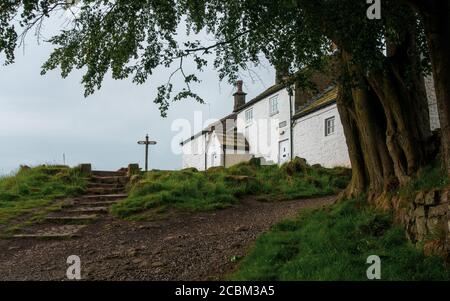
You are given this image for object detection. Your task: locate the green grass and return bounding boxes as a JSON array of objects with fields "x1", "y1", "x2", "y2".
[
  {"x1": 232, "y1": 198, "x2": 450, "y2": 280},
  {"x1": 0, "y1": 165, "x2": 87, "y2": 225},
  {"x1": 111, "y1": 158, "x2": 351, "y2": 219},
  {"x1": 399, "y1": 157, "x2": 449, "y2": 199}
]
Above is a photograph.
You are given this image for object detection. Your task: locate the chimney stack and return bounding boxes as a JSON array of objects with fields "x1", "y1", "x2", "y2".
[
  {"x1": 275, "y1": 66, "x2": 289, "y2": 85},
  {"x1": 233, "y1": 80, "x2": 246, "y2": 112}
]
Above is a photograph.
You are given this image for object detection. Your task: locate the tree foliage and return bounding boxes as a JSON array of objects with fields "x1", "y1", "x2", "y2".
[{"x1": 0, "y1": 0, "x2": 430, "y2": 116}]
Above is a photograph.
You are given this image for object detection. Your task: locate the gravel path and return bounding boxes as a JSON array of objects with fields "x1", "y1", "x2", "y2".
[{"x1": 0, "y1": 196, "x2": 335, "y2": 280}]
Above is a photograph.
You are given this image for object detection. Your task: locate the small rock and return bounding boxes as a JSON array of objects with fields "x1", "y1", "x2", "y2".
[
  {"x1": 234, "y1": 225, "x2": 249, "y2": 232},
  {"x1": 138, "y1": 260, "x2": 149, "y2": 268},
  {"x1": 414, "y1": 206, "x2": 425, "y2": 218},
  {"x1": 414, "y1": 191, "x2": 425, "y2": 205},
  {"x1": 428, "y1": 204, "x2": 447, "y2": 217},
  {"x1": 151, "y1": 248, "x2": 162, "y2": 255},
  {"x1": 151, "y1": 261, "x2": 165, "y2": 268},
  {"x1": 127, "y1": 248, "x2": 138, "y2": 256},
  {"x1": 132, "y1": 258, "x2": 144, "y2": 264},
  {"x1": 231, "y1": 242, "x2": 242, "y2": 248},
  {"x1": 164, "y1": 235, "x2": 177, "y2": 242},
  {"x1": 424, "y1": 190, "x2": 438, "y2": 205}
]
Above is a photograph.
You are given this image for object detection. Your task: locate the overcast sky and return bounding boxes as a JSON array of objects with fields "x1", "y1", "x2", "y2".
[{"x1": 0, "y1": 15, "x2": 275, "y2": 175}]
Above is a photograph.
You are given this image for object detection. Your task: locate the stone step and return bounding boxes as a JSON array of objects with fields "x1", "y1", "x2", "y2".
[
  {"x1": 90, "y1": 175, "x2": 129, "y2": 185},
  {"x1": 87, "y1": 183, "x2": 124, "y2": 189},
  {"x1": 12, "y1": 225, "x2": 86, "y2": 239},
  {"x1": 45, "y1": 214, "x2": 98, "y2": 224},
  {"x1": 66, "y1": 207, "x2": 109, "y2": 214},
  {"x1": 81, "y1": 194, "x2": 128, "y2": 201},
  {"x1": 73, "y1": 200, "x2": 120, "y2": 207},
  {"x1": 92, "y1": 170, "x2": 126, "y2": 177},
  {"x1": 86, "y1": 187, "x2": 125, "y2": 195}
]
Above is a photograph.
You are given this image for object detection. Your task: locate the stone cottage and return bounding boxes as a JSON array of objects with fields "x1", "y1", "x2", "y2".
[{"x1": 181, "y1": 73, "x2": 440, "y2": 170}]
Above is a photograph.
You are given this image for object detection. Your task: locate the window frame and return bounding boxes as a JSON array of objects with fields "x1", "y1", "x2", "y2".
[
  {"x1": 325, "y1": 116, "x2": 335, "y2": 137},
  {"x1": 245, "y1": 108, "x2": 253, "y2": 125},
  {"x1": 269, "y1": 95, "x2": 279, "y2": 116}
]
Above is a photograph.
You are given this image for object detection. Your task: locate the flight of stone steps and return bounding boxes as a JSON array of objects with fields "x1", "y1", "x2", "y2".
[{"x1": 12, "y1": 170, "x2": 129, "y2": 239}]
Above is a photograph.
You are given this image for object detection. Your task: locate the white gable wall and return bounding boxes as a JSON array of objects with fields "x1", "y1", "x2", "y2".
[
  {"x1": 236, "y1": 88, "x2": 293, "y2": 164},
  {"x1": 293, "y1": 103, "x2": 351, "y2": 168},
  {"x1": 206, "y1": 131, "x2": 224, "y2": 168},
  {"x1": 182, "y1": 134, "x2": 208, "y2": 170}
]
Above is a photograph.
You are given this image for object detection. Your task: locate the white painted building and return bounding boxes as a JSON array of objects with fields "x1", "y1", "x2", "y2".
[
  {"x1": 181, "y1": 74, "x2": 440, "y2": 170},
  {"x1": 292, "y1": 87, "x2": 350, "y2": 168},
  {"x1": 425, "y1": 75, "x2": 441, "y2": 131},
  {"x1": 235, "y1": 84, "x2": 295, "y2": 165}
]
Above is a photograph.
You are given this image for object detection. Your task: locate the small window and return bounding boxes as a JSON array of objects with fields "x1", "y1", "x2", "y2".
[
  {"x1": 269, "y1": 95, "x2": 279, "y2": 115},
  {"x1": 245, "y1": 108, "x2": 253, "y2": 124},
  {"x1": 325, "y1": 117, "x2": 335, "y2": 136},
  {"x1": 279, "y1": 121, "x2": 287, "y2": 128}
]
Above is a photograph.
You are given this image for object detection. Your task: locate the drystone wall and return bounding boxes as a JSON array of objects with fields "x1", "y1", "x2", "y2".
[{"x1": 393, "y1": 187, "x2": 449, "y2": 257}]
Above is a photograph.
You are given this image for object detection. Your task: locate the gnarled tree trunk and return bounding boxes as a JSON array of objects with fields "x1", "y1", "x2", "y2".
[
  {"x1": 407, "y1": 0, "x2": 450, "y2": 177},
  {"x1": 337, "y1": 33, "x2": 435, "y2": 208}
]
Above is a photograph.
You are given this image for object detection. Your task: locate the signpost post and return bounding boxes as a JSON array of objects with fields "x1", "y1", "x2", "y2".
[{"x1": 137, "y1": 134, "x2": 157, "y2": 172}]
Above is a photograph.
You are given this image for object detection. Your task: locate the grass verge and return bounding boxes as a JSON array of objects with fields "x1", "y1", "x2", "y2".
[
  {"x1": 0, "y1": 165, "x2": 87, "y2": 225},
  {"x1": 232, "y1": 198, "x2": 450, "y2": 280},
  {"x1": 398, "y1": 157, "x2": 449, "y2": 199},
  {"x1": 111, "y1": 158, "x2": 351, "y2": 220}
]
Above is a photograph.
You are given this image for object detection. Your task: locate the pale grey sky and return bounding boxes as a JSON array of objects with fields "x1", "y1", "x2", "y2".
[{"x1": 0, "y1": 17, "x2": 275, "y2": 175}]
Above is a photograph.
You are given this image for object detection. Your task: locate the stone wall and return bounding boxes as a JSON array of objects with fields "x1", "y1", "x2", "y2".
[{"x1": 394, "y1": 187, "x2": 449, "y2": 256}]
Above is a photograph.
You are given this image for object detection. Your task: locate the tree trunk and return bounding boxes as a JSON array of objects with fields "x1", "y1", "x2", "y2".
[
  {"x1": 337, "y1": 38, "x2": 434, "y2": 207},
  {"x1": 336, "y1": 83, "x2": 367, "y2": 198},
  {"x1": 421, "y1": 0, "x2": 450, "y2": 177}
]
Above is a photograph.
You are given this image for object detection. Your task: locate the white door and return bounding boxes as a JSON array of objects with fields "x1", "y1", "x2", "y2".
[{"x1": 279, "y1": 140, "x2": 290, "y2": 164}]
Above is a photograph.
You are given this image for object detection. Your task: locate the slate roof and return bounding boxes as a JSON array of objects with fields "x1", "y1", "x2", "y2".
[
  {"x1": 215, "y1": 132, "x2": 249, "y2": 150},
  {"x1": 180, "y1": 83, "x2": 337, "y2": 146},
  {"x1": 233, "y1": 82, "x2": 287, "y2": 112},
  {"x1": 180, "y1": 113, "x2": 236, "y2": 145},
  {"x1": 293, "y1": 86, "x2": 338, "y2": 120}
]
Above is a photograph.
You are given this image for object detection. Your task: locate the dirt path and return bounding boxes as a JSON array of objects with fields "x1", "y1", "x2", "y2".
[{"x1": 0, "y1": 195, "x2": 335, "y2": 280}]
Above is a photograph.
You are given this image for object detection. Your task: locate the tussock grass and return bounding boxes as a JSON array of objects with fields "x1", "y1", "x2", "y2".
[
  {"x1": 399, "y1": 157, "x2": 449, "y2": 199},
  {"x1": 111, "y1": 158, "x2": 351, "y2": 219},
  {"x1": 232, "y1": 198, "x2": 450, "y2": 280},
  {"x1": 0, "y1": 165, "x2": 87, "y2": 224}
]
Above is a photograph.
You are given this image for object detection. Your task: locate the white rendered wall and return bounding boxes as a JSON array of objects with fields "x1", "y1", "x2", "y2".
[
  {"x1": 181, "y1": 134, "x2": 206, "y2": 170},
  {"x1": 424, "y1": 75, "x2": 441, "y2": 131},
  {"x1": 236, "y1": 87, "x2": 293, "y2": 164},
  {"x1": 206, "y1": 132, "x2": 223, "y2": 168},
  {"x1": 293, "y1": 104, "x2": 350, "y2": 168}
]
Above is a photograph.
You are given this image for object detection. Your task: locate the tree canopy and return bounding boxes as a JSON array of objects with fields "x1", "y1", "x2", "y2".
[
  {"x1": 0, "y1": 0, "x2": 429, "y2": 114},
  {"x1": 1, "y1": 0, "x2": 449, "y2": 198}
]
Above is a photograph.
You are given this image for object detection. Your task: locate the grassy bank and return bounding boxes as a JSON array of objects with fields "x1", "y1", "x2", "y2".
[
  {"x1": 111, "y1": 158, "x2": 351, "y2": 220},
  {"x1": 232, "y1": 198, "x2": 450, "y2": 280},
  {"x1": 399, "y1": 157, "x2": 449, "y2": 198},
  {"x1": 0, "y1": 165, "x2": 87, "y2": 224}
]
